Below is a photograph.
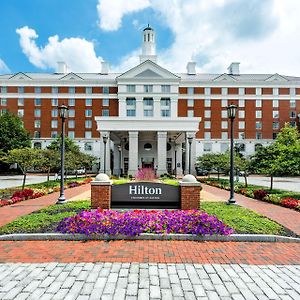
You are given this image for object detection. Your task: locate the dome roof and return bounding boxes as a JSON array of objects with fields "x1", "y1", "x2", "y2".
[{"x1": 143, "y1": 25, "x2": 153, "y2": 31}]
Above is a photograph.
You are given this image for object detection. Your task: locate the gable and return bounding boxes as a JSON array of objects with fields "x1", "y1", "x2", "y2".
[
  {"x1": 265, "y1": 73, "x2": 288, "y2": 82},
  {"x1": 60, "y1": 72, "x2": 84, "y2": 81},
  {"x1": 134, "y1": 69, "x2": 162, "y2": 78},
  {"x1": 9, "y1": 72, "x2": 32, "y2": 80},
  {"x1": 213, "y1": 73, "x2": 237, "y2": 82}
]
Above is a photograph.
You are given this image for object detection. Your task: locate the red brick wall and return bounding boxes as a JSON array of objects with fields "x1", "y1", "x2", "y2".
[
  {"x1": 91, "y1": 184, "x2": 111, "y2": 209},
  {"x1": 180, "y1": 185, "x2": 201, "y2": 210}
]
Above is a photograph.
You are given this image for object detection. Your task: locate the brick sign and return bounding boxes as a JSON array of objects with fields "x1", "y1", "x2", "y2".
[{"x1": 111, "y1": 182, "x2": 180, "y2": 208}]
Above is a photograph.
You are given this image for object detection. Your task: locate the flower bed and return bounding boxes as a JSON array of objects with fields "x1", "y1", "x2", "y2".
[
  {"x1": 0, "y1": 177, "x2": 93, "y2": 208},
  {"x1": 56, "y1": 209, "x2": 234, "y2": 236}
]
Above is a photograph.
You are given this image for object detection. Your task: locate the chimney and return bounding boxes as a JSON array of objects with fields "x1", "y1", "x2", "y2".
[
  {"x1": 227, "y1": 62, "x2": 240, "y2": 75},
  {"x1": 57, "y1": 61, "x2": 67, "y2": 74},
  {"x1": 101, "y1": 61, "x2": 109, "y2": 74},
  {"x1": 186, "y1": 62, "x2": 196, "y2": 75}
]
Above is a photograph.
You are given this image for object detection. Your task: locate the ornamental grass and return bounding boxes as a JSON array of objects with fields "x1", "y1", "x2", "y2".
[{"x1": 56, "y1": 209, "x2": 234, "y2": 236}]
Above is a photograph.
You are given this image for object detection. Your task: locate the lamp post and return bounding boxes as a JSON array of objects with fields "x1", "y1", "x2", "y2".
[
  {"x1": 187, "y1": 136, "x2": 193, "y2": 174},
  {"x1": 227, "y1": 104, "x2": 238, "y2": 205},
  {"x1": 118, "y1": 144, "x2": 122, "y2": 177},
  {"x1": 103, "y1": 135, "x2": 108, "y2": 174},
  {"x1": 174, "y1": 143, "x2": 178, "y2": 178},
  {"x1": 57, "y1": 104, "x2": 69, "y2": 204}
]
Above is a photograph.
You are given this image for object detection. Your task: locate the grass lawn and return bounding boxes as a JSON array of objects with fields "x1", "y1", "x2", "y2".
[{"x1": 0, "y1": 200, "x2": 292, "y2": 236}]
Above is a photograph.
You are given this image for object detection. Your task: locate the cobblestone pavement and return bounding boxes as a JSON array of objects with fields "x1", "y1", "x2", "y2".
[{"x1": 0, "y1": 262, "x2": 299, "y2": 300}]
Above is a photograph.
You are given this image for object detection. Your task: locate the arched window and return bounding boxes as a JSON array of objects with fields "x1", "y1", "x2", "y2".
[
  {"x1": 84, "y1": 142, "x2": 92, "y2": 151},
  {"x1": 255, "y1": 143, "x2": 263, "y2": 152},
  {"x1": 33, "y1": 142, "x2": 42, "y2": 149}
]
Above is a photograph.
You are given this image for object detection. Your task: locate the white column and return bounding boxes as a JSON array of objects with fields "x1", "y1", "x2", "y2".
[
  {"x1": 136, "y1": 99, "x2": 143, "y2": 117},
  {"x1": 128, "y1": 131, "x2": 139, "y2": 176},
  {"x1": 171, "y1": 98, "x2": 178, "y2": 117},
  {"x1": 157, "y1": 131, "x2": 167, "y2": 176},
  {"x1": 100, "y1": 131, "x2": 111, "y2": 175},
  {"x1": 153, "y1": 97, "x2": 160, "y2": 118},
  {"x1": 118, "y1": 98, "x2": 126, "y2": 117},
  {"x1": 185, "y1": 132, "x2": 196, "y2": 175},
  {"x1": 113, "y1": 143, "x2": 121, "y2": 176},
  {"x1": 175, "y1": 143, "x2": 183, "y2": 177}
]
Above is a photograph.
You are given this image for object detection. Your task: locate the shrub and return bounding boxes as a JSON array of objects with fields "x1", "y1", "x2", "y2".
[
  {"x1": 11, "y1": 188, "x2": 34, "y2": 200},
  {"x1": 281, "y1": 198, "x2": 299, "y2": 209},
  {"x1": 253, "y1": 189, "x2": 268, "y2": 200},
  {"x1": 67, "y1": 182, "x2": 80, "y2": 188},
  {"x1": 266, "y1": 194, "x2": 282, "y2": 205}
]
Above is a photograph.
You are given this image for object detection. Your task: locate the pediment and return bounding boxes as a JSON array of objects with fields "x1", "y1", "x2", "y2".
[
  {"x1": 117, "y1": 60, "x2": 180, "y2": 80},
  {"x1": 265, "y1": 73, "x2": 288, "y2": 82},
  {"x1": 9, "y1": 72, "x2": 32, "y2": 80},
  {"x1": 60, "y1": 72, "x2": 84, "y2": 81},
  {"x1": 213, "y1": 73, "x2": 237, "y2": 82}
]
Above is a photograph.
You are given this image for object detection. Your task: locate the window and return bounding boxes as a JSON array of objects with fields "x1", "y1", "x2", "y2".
[
  {"x1": 126, "y1": 98, "x2": 136, "y2": 106},
  {"x1": 204, "y1": 99, "x2": 211, "y2": 107},
  {"x1": 290, "y1": 121, "x2": 296, "y2": 127},
  {"x1": 1, "y1": 98, "x2": 7, "y2": 106},
  {"x1": 273, "y1": 111, "x2": 279, "y2": 118},
  {"x1": 68, "y1": 109, "x2": 75, "y2": 117},
  {"x1": 221, "y1": 132, "x2": 228, "y2": 140},
  {"x1": 255, "y1": 143, "x2": 263, "y2": 151},
  {"x1": 256, "y1": 99, "x2": 262, "y2": 107},
  {"x1": 51, "y1": 120, "x2": 58, "y2": 128},
  {"x1": 51, "y1": 131, "x2": 58, "y2": 138},
  {"x1": 102, "y1": 109, "x2": 109, "y2": 116},
  {"x1": 161, "y1": 109, "x2": 170, "y2": 117},
  {"x1": 273, "y1": 99, "x2": 279, "y2": 107},
  {"x1": 221, "y1": 121, "x2": 228, "y2": 129},
  {"x1": 290, "y1": 88, "x2": 296, "y2": 96},
  {"x1": 204, "y1": 87, "x2": 210, "y2": 95},
  {"x1": 238, "y1": 121, "x2": 245, "y2": 129},
  {"x1": 51, "y1": 109, "x2": 58, "y2": 117},
  {"x1": 204, "y1": 121, "x2": 211, "y2": 129},
  {"x1": 69, "y1": 98, "x2": 75, "y2": 106},
  {"x1": 84, "y1": 142, "x2": 92, "y2": 151},
  {"x1": 290, "y1": 99, "x2": 296, "y2": 108},
  {"x1": 187, "y1": 110, "x2": 194, "y2": 117},
  {"x1": 34, "y1": 120, "x2": 41, "y2": 128},
  {"x1": 35, "y1": 98, "x2": 41, "y2": 106},
  {"x1": 222, "y1": 87, "x2": 227, "y2": 95},
  {"x1": 103, "y1": 87, "x2": 109, "y2": 94},
  {"x1": 237, "y1": 143, "x2": 246, "y2": 152},
  {"x1": 256, "y1": 88, "x2": 262, "y2": 95},
  {"x1": 272, "y1": 121, "x2": 279, "y2": 129},
  {"x1": 239, "y1": 99, "x2": 245, "y2": 107},
  {"x1": 68, "y1": 120, "x2": 75, "y2": 128},
  {"x1": 256, "y1": 132, "x2": 262, "y2": 139},
  {"x1": 256, "y1": 111, "x2": 262, "y2": 118},
  {"x1": 290, "y1": 111, "x2": 296, "y2": 118},
  {"x1": 238, "y1": 132, "x2": 245, "y2": 140},
  {"x1": 52, "y1": 99, "x2": 58, "y2": 106},
  {"x1": 221, "y1": 143, "x2": 229, "y2": 152},
  {"x1": 256, "y1": 121, "x2": 262, "y2": 129},
  {"x1": 203, "y1": 143, "x2": 212, "y2": 152},
  {"x1": 187, "y1": 87, "x2": 194, "y2": 95},
  {"x1": 161, "y1": 98, "x2": 170, "y2": 106},
  {"x1": 144, "y1": 109, "x2": 153, "y2": 117},
  {"x1": 18, "y1": 109, "x2": 24, "y2": 117},
  {"x1": 238, "y1": 110, "x2": 245, "y2": 118},
  {"x1": 86, "y1": 87, "x2": 92, "y2": 94},
  {"x1": 126, "y1": 85, "x2": 136, "y2": 93},
  {"x1": 127, "y1": 109, "x2": 136, "y2": 117},
  {"x1": 33, "y1": 142, "x2": 42, "y2": 149},
  {"x1": 221, "y1": 99, "x2": 228, "y2": 107},
  {"x1": 187, "y1": 99, "x2": 194, "y2": 107},
  {"x1": 144, "y1": 85, "x2": 153, "y2": 93},
  {"x1": 85, "y1": 99, "x2": 92, "y2": 106},
  {"x1": 221, "y1": 110, "x2": 227, "y2": 118},
  {"x1": 101, "y1": 99, "x2": 109, "y2": 106},
  {"x1": 204, "y1": 110, "x2": 211, "y2": 118},
  {"x1": 18, "y1": 98, "x2": 24, "y2": 106},
  {"x1": 273, "y1": 88, "x2": 279, "y2": 96},
  {"x1": 239, "y1": 88, "x2": 245, "y2": 96},
  {"x1": 52, "y1": 87, "x2": 58, "y2": 94},
  {"x1": 68, "y1": 131, "x2": 75, "y2": 139},
  {"x1": 34, "y1": 109, "x2": 41, "y2": 117},
  {"x1": 85, "y1": 109, "x2": 92, "y2": 117},
  {"x1": 85, "y1": 132, "x2": 92, "y2": 139},
  {"x1": 18, "y1": 87, "x2": 24, "y2": 93},
  {"x1": 35, "y1": 87, "x2": 41, "y2": 93},
  {"x1": 34, "y1": 131, "x2": 41, "y2": 138},
  {"x1": 144, "y1": 98, "x2": 153, "y2": 106},
  {"x1": 161, "y1": 85, "x2": 170, "y2": 93},
  {"x1": 272, "y1": 132, "x2": 278, "y2": 140},
  {"x1": 69, "y1": 87, "x2": 75, "y2": 94},
  {"x1": 1, "y1": 87, "x2": 7, "y2": 93},
  {"x1": 1, "y1": 109, "x2": 8, "y2": 115}
]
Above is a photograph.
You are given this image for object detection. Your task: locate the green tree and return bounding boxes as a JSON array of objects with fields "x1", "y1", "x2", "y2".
[
  {"x1": 0, "y1": 112, "x2": 31, "y2": 152},
  {"x1": 2, "y1": 148, "x2": 41, "y2": 189},
  {"x1": 47, "y1": 136, "x2": 80, "y2": 153}
]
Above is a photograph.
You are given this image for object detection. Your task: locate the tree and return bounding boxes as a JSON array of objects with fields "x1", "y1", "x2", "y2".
[
  {"x1": 2, "y1": 148, "x2": 41, "y2": 189},
  {"x1": 47, "y1": 136, "x2": 80, "y2": 153},
  {"x1": 0, "y1": 112, "x2": 31, "y2": 153}
]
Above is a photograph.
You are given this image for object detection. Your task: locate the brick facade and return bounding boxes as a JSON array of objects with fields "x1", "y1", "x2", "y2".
[
  {"x1": 180, "y1": 184, "x2": 201, "y2": 210},
  {"x1": 91, "y1": 182, "x2": 111, "y2": 209}
]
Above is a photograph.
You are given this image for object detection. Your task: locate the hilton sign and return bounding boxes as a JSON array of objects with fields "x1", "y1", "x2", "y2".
[{"x1": 111, "y1": 182, "x2": 180, "y2": 208}]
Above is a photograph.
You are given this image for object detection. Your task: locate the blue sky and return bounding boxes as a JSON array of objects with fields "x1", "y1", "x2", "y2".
[{"x1": 1, "y1": 0, "x2": 300, "y2": 75}]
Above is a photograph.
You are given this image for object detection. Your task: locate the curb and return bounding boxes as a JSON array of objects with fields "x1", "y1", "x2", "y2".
[{"x1": 0, "y1": 233, "x2": 299, "y2": 243}]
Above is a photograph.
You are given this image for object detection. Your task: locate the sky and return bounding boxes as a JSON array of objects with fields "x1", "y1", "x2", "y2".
[{"x1": 1, "y1": 0, "x2": 300, "y2": 76}]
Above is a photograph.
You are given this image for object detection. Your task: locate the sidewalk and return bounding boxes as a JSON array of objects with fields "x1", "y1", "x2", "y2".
[{"x1": 201, "y1": 183, "x2": 300, "y2": 236}]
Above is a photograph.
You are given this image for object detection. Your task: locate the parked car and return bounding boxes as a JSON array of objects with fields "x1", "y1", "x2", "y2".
[{"x1": 195, "y1": 167, "x2": 209, "y2": 176}]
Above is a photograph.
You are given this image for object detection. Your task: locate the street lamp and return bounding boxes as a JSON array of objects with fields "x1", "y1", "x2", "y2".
[
  {"x1": 174, "y1": 143, "x2": 178, "y2": 178},
  {"x1": 187, "y1": 136, "x2": 193, "y2": 174},
  {"x1": 103, "y1": 135, "x2": 108, "y2": 174},
  {"x1": 57, "y1": 104, "x2": 69, "y2": 204},
  {"x1": 118, "y1": 144, "x2": 122, "y2": 177},
  {"x1": 227, "y1": 104, "x2": 238, "y2": 205}
]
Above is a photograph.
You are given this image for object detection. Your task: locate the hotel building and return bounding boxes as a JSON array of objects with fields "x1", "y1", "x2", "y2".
[{"x1": 1, "y1": 26, "x2": 300, "y2": 176}]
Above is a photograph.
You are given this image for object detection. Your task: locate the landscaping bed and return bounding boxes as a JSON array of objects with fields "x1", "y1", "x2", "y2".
[{"x1": 201, "y1": 178, "x2": 300, "y2": 212}]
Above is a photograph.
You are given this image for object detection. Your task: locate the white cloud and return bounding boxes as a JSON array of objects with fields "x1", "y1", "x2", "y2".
[
  {"x1": 97, "y1": 0, "x2": 150, "y2": 31},
  {"x1": 16, "y1": 26, "x2": 103, "y2": 72},
  {"x1": 0, "y1": 58, "x2": 10, "y2": 74}
]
